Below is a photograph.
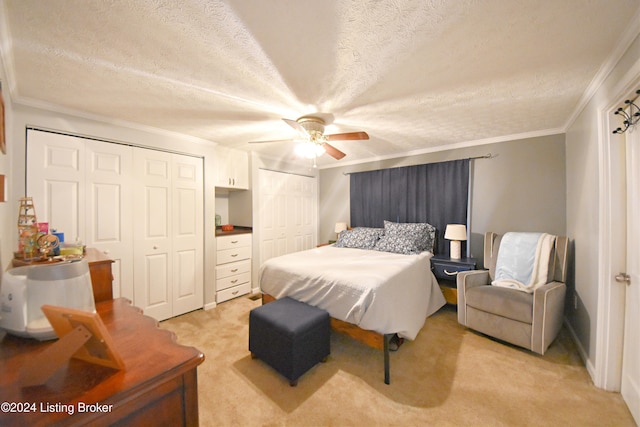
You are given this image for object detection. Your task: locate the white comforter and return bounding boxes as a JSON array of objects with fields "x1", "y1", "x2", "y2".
[{"x1": 259, "y1": 245, "x2": 446, "y2": 340}]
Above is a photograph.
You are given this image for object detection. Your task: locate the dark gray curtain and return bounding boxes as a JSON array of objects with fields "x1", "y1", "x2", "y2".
[{"x1": 350, "y1": 159, "x2": 470, "y2": 256}]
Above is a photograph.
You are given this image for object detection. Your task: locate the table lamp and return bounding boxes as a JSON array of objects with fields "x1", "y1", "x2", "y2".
[
  {"x1": 445, "y1": 224, "x2": 467, "y2": 259},
  {"x1": 334, "y1": 222, "x2": 347, "y2": 240}
]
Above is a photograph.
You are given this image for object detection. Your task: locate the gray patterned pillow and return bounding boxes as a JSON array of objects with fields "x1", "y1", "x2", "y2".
[
  {"x1": 373, "y1": 234, "x2": 423, "y2": 255},
  {"x1": 334, "y1": 227, "x2": 384, "y2": 250},
  {"x1": 374, "y1": 221, "x2": 436, "y2": 254}
]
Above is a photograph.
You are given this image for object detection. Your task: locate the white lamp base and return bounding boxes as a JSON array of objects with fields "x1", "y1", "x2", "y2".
[{"x1": 450, "y1": 240, "x2": 461, "y2": 259}]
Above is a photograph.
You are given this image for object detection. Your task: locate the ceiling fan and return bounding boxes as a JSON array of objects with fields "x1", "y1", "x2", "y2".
[{"x1": 249, "y1": 115, "x2": 369, "y2": 162}]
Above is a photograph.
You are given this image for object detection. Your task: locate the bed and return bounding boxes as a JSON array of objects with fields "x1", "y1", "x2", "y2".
[{"x1": 259, "y1": 224, "x2": 446, "y2": 384}]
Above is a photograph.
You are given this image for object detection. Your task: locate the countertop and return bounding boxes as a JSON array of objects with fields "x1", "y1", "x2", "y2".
[{"x1": 215, "y1": 225, "x2": 252, "y2": 237}]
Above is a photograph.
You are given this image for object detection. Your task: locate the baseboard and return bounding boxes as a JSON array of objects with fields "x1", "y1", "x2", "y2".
[
  {"x1": 564, "y1": 318, "x2": 597, "y2": 384},
  {"x1": 204, "y1": 301, "x2": 217, "y2": 311}
]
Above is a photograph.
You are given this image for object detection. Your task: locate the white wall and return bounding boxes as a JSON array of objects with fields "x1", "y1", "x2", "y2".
[{"x1": 565, "y1": 31, "x2": 640, "y2": 374}]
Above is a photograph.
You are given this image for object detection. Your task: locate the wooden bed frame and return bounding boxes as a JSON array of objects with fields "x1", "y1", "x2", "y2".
[{"x1": 261, "y1": 293, "x2": 394, "y2": 384}]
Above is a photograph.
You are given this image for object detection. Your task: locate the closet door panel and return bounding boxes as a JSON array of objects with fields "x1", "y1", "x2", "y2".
[
  {"x1": 258, "y1": 169, "x2": 317, "y2": 271},
  {"x1": 145, "y1": 252, "x2": 171, "y2": 305},
  {"x1": 26, "y1": 130, "x2": 85, "y2": 242},
  {"x1": 258, "y1": 170, "x2": 289, "y2": 265},
  {"x1": 85, "y1": 140, "x2": 134, "y2": 300},
  {"x1": 286, "y1": 174, "x2": 316, "y2": 253},
  {"x1": 172, "y1": 155, "x2": 203, "y2": 315},
  {"x1": 133, "y1": 149, "x2": 173, "y2": 321}
]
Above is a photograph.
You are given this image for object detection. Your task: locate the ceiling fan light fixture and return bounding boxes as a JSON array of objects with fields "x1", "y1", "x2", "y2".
[{"x1": 295, "y1": 141, "x2": 325, "y2": 159}]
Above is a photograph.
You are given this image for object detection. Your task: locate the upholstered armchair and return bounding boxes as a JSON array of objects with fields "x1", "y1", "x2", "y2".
[{"x1": 457, "y1": 232, "x2": 568, "y2": 355}]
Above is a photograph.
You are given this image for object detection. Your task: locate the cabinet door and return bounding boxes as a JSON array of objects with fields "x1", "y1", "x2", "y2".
[
  {"x1": 85, "y1": 140, "x2": 134, "y2": 300},
  {"x1": 215, "y1": 146, "x2": 248, "y2": 189},
  {"x1": 172, "y1": 155, "x2": 204, "y2": 316},
  {"x1": 230, "y1": 149, "x2": 249, "y2": 189},
  {"x1": 26, "y1": 130, "x2": 86, "y2": 243},
  {"x1": 215, "y1": 146, "x2": 231, "y2": 188},
  {"x1": 133, "y1": 148, "x2": 173, "y2": 321}
]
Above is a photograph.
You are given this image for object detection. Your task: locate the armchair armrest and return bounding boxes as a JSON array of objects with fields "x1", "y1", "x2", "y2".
[
  {"x1": 531, "y1": 281, "x2": 566, "y2": 355},
  {"x1": 457, "y1": 270, "x2": 491, "y2": 325}
]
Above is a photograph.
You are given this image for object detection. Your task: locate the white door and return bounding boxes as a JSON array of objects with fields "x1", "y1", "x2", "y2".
[
  {"x1": 258, "y1": 169, "x2": 289, "y2": 264},
  {"x1": 133, "y1": 148, "x2": 173, "y2": 321},
  {"x1": 622, "y1": 126, "x2": 640, "y2": 424},
  {"x1": 287, "y1": 173, "x2": 316, "y2": 251},
  {"x1": 84, "y1": 140, "x2": 134, "y2": 300},
  {"x1": 26, "y1": 130, "x2": 86, "y2": 243},
  {"x1": 171, "y1": 155, "x2": 204, "y2": 316}
]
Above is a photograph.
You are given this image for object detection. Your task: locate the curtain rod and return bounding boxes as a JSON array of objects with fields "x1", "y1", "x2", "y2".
[{"x1": 341, "y1": 153, "x2": 497, "y2": 175}]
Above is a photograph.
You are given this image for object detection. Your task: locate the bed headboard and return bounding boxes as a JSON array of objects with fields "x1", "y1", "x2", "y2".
[{"x1": 349, "y1": 159, "x2": 470, "y2": 256}]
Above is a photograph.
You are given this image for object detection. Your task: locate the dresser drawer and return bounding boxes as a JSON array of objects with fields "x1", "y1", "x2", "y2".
[
  {"x1": 216, "y1": 272, "x2": 251, "y2": 292},
  {"x1": 215, "y1": 260, "x2": 251, "y2": 279},
  {"x1": 217, "y1": 246, "x2": 251, "y2": 264},
  {"x1": 217, "y1": 233, "x2": 251, "y2": 250},
  {"x1": 217, "y1": 282, "x2": 251, "y2": 303},
  {"x1": 432, "y1": 263, "x2": 472, "y2": 280},
  {"x1": 431, "y1": 261, "x2": 475, "y2": 281}
]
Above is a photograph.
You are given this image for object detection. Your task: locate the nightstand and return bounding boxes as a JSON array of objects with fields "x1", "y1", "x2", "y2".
[{"x1": 430, "y1": 255, "x2": 477, "y2": 305}]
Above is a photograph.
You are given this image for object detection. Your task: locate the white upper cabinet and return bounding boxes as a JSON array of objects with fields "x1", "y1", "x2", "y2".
[{"x1": 215, "y1": 146, "x2": 249, "y2": 190}]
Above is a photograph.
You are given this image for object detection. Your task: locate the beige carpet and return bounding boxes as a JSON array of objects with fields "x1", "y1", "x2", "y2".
[{"x1": 161, "y1": 295, "x2": 634, "y2": 427}]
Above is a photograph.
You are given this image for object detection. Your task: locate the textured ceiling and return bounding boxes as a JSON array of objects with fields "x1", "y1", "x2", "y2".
[{"x1": 1, "y1": 0, "x2": 638, "y2": 167}]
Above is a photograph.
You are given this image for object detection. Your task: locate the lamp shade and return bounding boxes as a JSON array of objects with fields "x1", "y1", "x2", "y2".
[
  {"x1": 335, "y1": 222, "x2": 348, "y2": 233},
  {"x1": 444, "y1": 224, "x2": 467, "y2": 241}
]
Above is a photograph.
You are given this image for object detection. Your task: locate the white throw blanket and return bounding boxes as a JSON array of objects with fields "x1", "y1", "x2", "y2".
[{"x1": 492, "y1": 232, "x2": 556, "y2": 293}]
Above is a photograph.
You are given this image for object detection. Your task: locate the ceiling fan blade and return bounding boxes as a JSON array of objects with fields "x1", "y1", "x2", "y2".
[
  {"x1": 326, "y1": 131, "x2": 369, "y2": 141},
  {"x1": 282, "y1": 118, "x2": 308, "y2": 136},
  {"x1": 324, "y1": 143, "x2": 346, "y2": 160},
  {"x1": 248, "y1": 138, "x2": 295, "y2": 144}
]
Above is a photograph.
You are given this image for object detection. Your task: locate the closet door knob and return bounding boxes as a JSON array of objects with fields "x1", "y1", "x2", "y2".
[{"x1": 153, "y1": 245, "x2": 159, "y2": 250}]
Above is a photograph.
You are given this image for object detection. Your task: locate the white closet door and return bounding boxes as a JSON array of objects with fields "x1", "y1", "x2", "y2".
[
  {"x1": 84, "y1": 140, "x2": 134, "y2": 300},
  {"x1": 288, "y1": 173, "x2": 316, "y2": 252},
  {"x1": 171, "y1": 155, "x2": 204, "y2": 316},
  {"x1": 26, "y1": 131, "x2": 85, "y2": 243},
  {"x1": 258, "y1": 169, "x2": 289, "y2": 265},
  {"x1": 133, "y1": 148, "x2": 173, "y2": 321},
  {"x1": 258, "y1": 169, "x2": 317, "y2": 266}
]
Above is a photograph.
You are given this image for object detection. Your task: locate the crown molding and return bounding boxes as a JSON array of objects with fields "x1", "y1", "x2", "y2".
[
  {"x1": 563, "y1": 7, "x2": 640, "y2": 132},
  {"x1": 13, "y1": 95, "x2": 218, "y2": 147},
  {"x1": 317, "y1": 127, "x2": 565, "y2": 170}
]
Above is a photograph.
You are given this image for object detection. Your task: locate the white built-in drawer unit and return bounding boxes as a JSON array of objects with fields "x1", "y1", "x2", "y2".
[{"x1": 215, "y1": 233, "x2": 252, "y2": 303}]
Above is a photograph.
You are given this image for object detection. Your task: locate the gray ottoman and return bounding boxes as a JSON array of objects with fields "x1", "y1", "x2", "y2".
[{"x1": 249, "y1": 297, "x2": 330, "y2": 386}]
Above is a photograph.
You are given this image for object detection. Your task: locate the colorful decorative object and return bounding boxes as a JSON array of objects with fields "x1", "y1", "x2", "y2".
[{"x1": 17, "y1": 197, "x2": 39, "y2": 259}]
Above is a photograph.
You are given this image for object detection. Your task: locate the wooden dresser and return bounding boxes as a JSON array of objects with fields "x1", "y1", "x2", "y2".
[{"x1": 0, "y1": 298, "x2": 205, "y2": 426}]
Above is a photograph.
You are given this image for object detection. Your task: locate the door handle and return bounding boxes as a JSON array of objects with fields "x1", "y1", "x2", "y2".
[{"x1": 615, "y1": 273, "x2": 631, "y2": 285}]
